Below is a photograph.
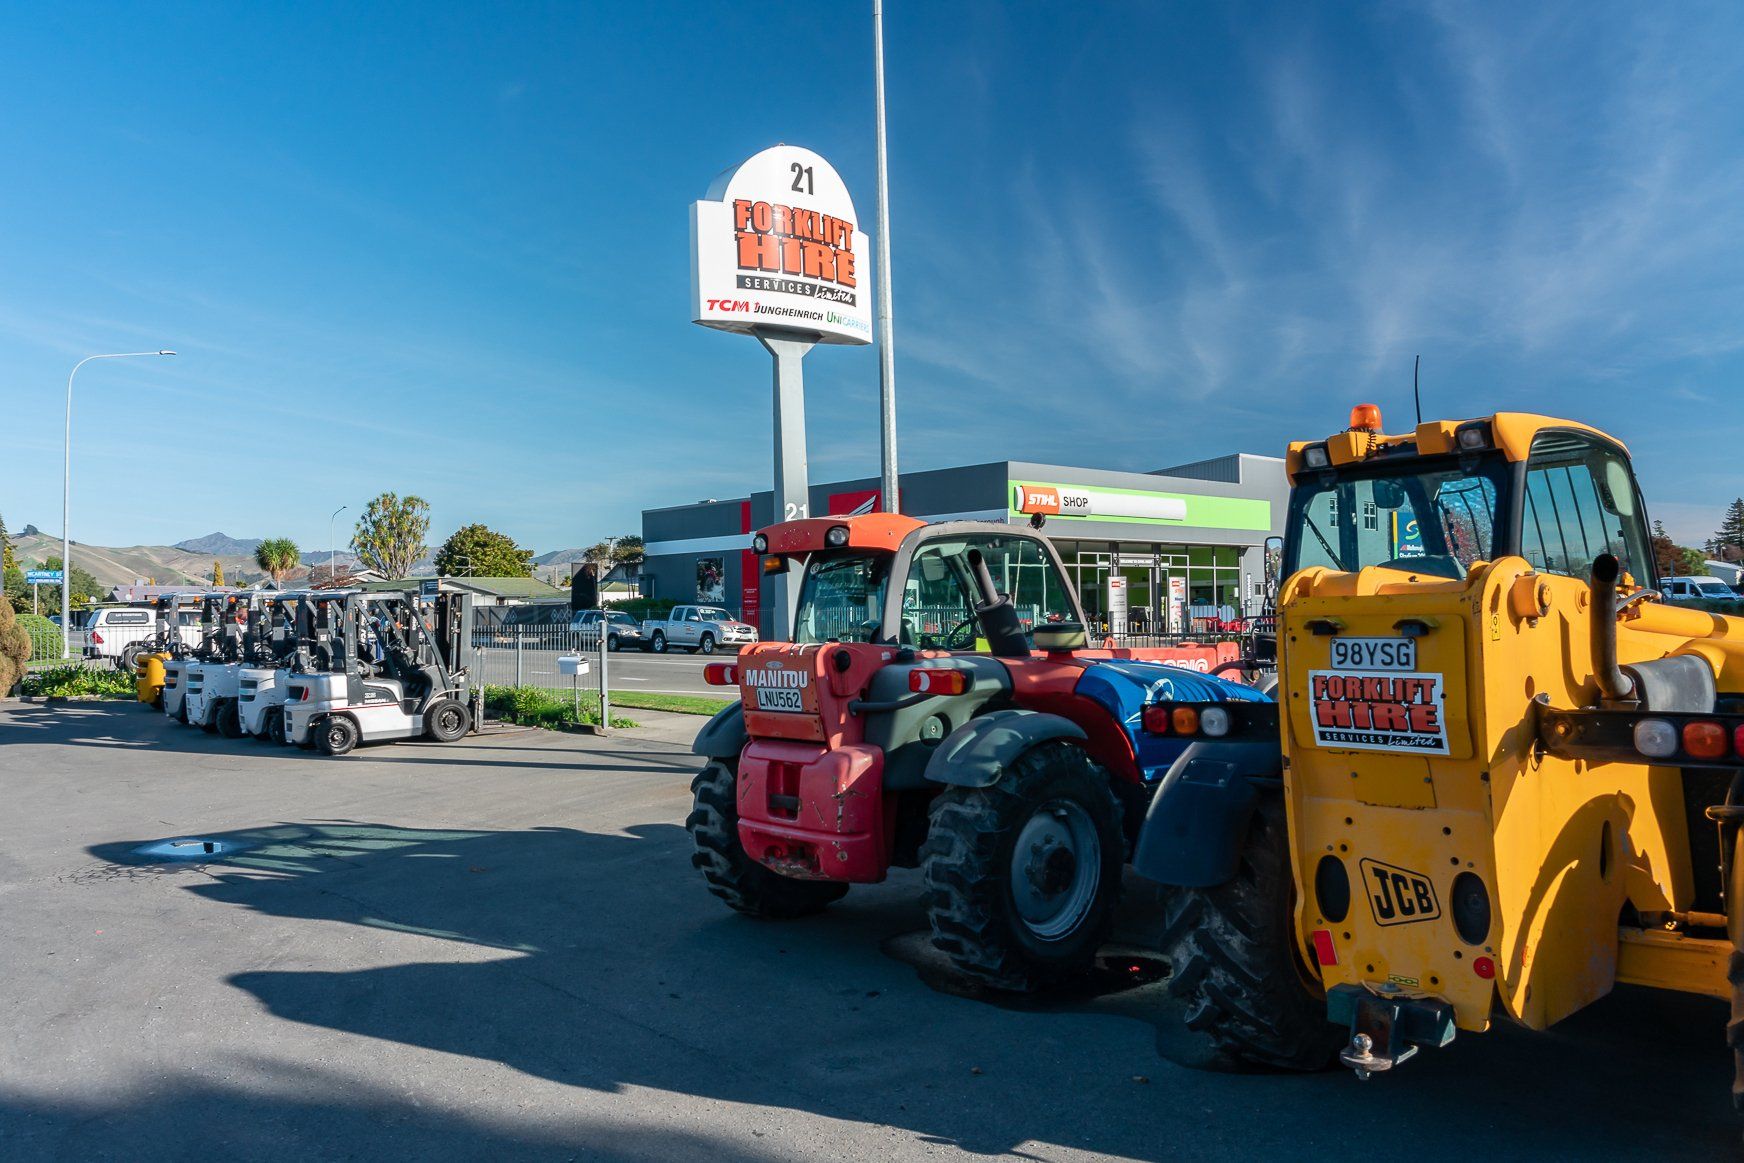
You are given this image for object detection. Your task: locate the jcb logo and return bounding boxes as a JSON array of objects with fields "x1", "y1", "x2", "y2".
[{"x1": 1360, "y1": 859, "x2": 1440, "y2": 927}]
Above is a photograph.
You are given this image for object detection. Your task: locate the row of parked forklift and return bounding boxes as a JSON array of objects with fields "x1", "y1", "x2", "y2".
[
  {"x1": 689, "y1": 405, "x2": 1744, "y2": 1116},
  {"x1": 133, "y1": 585, "x2": 481, "y2": 756}
]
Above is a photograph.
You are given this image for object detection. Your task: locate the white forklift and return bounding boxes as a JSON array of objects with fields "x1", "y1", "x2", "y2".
[
  {"x1": 237, "y1": 592, "x2": 307, "y2": 743},
  {"x1": 283, "y1": 586, "x2": 479, "y2": 756},
  {"x1": 166, "y1": 594, "x2": 228, "y2": 725},
  {"x1": 184, "y1": 594, "x2": 257, "y2": 736}
]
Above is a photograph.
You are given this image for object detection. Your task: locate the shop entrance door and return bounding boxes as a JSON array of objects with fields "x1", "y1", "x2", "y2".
[{"x1": 1117, "y1": 551, "x2": 1155, "y2": 638}]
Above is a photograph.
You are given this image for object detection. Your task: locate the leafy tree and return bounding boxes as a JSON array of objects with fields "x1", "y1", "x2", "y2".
[
  {"x1": 433, "y1": 524, "x2": 532, "y2": 578},
  {"x1": 3, "y1": 566, "x2": 25, "y2": 615},
  {"x1": 0, "y1": 513, "x2": 14, "y2": 573},
  {"x1": 1651, "y1": 521, "x2": 1679, "y2": 578},
  {"x1": 612, "y1": 534, "x2": 645, "y2": 564},
  {"x1": 1711, "y1": 499, "x2": 1744, "y2": 563},
  {"x1": 352, "y1": 493, "x2": 431, "y2": 579},
  {"x1": 1676, "y1": 546, "x2": 1708, "y2": 576},
  {"x1": 212, "y1": 559, "x2": 225, "y2": 587},
  {"x1": 254, "y1": 537, "x2": 301, "y2": 586}
]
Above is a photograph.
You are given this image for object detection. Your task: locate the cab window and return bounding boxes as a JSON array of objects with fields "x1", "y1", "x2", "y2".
[
  {"x1": 901, "y1": 534, "x2": 1075, "y2": 650},
  {"x1": 1520, "y1": 432, "x2": 1653, "y2": 584},
  {"x1": 1290, "y1": 458, "x2": 1503, "y2": 580}
]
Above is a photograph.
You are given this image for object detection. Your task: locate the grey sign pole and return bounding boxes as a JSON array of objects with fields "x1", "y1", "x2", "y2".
[
  {"x1": 872, "y1": 0, "x2": 900, "y2": 513},
  {"x1": 753, "y1": 327, "x2": 816, "y2": 640}
]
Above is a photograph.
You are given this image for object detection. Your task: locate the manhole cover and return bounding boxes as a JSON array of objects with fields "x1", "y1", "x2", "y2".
[{"x1": 133, "y1": 838, "x2": 231, "y2": 861}]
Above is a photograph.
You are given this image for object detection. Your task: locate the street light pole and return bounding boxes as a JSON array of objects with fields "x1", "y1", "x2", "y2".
[
  {"x1": 62, "y1": 350, "x2": 176, "y2": 658},
  {"x1": 872, "y1": 0, "x2": 900, "y2": 514},
  {"x1": 328, "y1": 505, "x2": 348, "y2": 584}
]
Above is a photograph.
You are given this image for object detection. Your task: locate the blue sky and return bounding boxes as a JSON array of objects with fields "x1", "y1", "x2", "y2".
[{"x1": 2, "y1": 0, "x2": 1740, "y2": 555}]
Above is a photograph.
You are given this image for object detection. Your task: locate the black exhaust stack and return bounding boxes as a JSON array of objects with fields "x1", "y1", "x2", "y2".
[
  {"x1": 1590, "y1": 554, "x2": 1637, "y2": 707},
  {"x1": 967, "y1": 549, "x2": 1030, "y2": 659}
]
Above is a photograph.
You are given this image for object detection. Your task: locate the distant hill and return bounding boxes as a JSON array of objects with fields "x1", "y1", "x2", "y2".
[
  {"x1": 13, "y1": 531, "x2": 270, "y2": 590},
  {"x1": 173, "y1": 532, "x2": 262, "y2": 556},
  {"x1": 533, "y1": 547, "x2": 591, "y2": 566}
]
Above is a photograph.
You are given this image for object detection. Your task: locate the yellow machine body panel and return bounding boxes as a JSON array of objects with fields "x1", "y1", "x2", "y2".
[
  {"x1": 136, "y1": 652, "x2": 169, "y2": 704},
  {"x1": 1279, "y1": 412, "x2": 1744, "y2": 1037}
]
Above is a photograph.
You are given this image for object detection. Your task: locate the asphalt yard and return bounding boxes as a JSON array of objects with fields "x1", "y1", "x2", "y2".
[{"x1": 0, "y1": 700, "x2": 1734, "y2": 1161}]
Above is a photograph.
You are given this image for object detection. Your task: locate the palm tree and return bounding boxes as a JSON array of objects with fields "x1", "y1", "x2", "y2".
[{"x1": 255, "y1": 538, "x2": 301, "y2": 587}]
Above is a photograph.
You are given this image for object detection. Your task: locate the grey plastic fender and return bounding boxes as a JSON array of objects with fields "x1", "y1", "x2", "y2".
[
  {"x1": 1131, "y1": 739, "x2": 1283, "y2": 889},
  {"x1": 692, "y1": 701, "x2": 747, "y2": 762},
  {"x1": 923, "y1": 709, "x2": 1088, "y2": 788}
]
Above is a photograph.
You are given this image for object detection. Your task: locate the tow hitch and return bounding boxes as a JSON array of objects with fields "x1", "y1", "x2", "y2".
[{"x1": 1327, "y1": 984, "x2": 1456, "y2": 1080}]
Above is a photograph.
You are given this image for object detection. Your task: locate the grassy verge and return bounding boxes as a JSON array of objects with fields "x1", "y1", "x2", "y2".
[
  {"x1": 493, "y1": 685, "x2": 731, "y2": 718},
  {"x1": 482, "y1": 685, "x2": 639, "y2": 731},
  {"x1": 607, "y1": 690, "x2": 733, "y2": 716},
  {"x1": 21, "y1": 664, "x2": 136, "y2": 700}
]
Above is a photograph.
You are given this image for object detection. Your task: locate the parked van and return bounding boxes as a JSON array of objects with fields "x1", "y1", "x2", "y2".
[
  {"x1": 84, "y1": 603, "x2": 202, "y2": 669},
  {"x1": 1661, "y1": 575, "x2": 1744, "y2": 605}
]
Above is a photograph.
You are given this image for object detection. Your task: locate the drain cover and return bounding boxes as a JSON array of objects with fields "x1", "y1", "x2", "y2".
[{"x1": 133, "y1": 838, "x2": 229, "y2": 861}]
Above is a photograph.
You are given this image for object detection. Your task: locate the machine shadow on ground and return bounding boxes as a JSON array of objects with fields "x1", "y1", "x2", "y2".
[{"x1": 69, "y1": 814, "x2": 1738, "y2": 1161}]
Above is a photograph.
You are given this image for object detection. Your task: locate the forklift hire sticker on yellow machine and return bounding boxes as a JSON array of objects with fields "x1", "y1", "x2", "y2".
[{"x1": 1308, "y1": 670, "x2": 1450, "y2": 754}]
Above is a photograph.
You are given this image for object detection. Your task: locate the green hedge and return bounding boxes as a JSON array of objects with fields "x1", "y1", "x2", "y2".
[
  {"x1": 482, "y1": 685, "x2": 636, "y2": 730},
  {"x1": 15, "y1": 614, "x2": 60, "y2": 661}
]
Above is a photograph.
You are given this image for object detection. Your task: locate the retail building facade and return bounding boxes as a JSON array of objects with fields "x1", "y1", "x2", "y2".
[{"x1": 641, "y1": 454, "x2": 1288, "y2": 639}]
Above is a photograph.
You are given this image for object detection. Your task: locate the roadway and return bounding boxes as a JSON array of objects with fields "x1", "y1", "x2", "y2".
[{"x1": 0, "y1": 701, "x2": 1732, "y2": 1161}]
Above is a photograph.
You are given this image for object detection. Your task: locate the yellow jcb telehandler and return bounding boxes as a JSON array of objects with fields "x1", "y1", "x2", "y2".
[{"x1": 1132, "y1": 405, "x2": 1743, "y2": 1109}]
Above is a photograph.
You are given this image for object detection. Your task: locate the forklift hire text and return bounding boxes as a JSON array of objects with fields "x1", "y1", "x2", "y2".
[
  {"x1": 1309, "y1": 671, "x2": 1449, "y2": 754},
  {"x1": 734, "y1": 199, "x2": 858, "y2": 290}
]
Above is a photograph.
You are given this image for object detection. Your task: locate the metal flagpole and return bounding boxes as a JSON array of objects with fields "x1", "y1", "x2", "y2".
[{"x1": 872, "y1": 0, "x2": 900, "y2": 514}]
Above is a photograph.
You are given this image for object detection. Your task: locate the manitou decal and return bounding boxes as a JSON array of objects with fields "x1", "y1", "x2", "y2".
[
  {"x1": 1360, "y1": 858, "x2": 1441, "y2": 927},
  {"x1": 1308, "y1": 670, "x2": 1450, "y2": 755}
]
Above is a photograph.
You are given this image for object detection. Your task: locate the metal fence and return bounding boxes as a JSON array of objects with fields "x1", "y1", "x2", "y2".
[{"x1": 470, "y1": 623, "x2": 613, "y2": 689}]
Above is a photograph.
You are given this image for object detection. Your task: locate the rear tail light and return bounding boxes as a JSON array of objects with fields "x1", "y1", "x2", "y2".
[
  {"x1": 909, "y1": 668, "x2": 973, "y2": 695},
  {"x1": 703, "y1": 663, "x2": 739, "y2": 686},
  {"x1": 1683, "y1": 721, "x2": 1730, "y2": 760},
  {"x1": 91, "y1": 631, "x2": 104, "y2": 645},
  {"x1": 1632, "y1": 719, "x2": 1678, "y2": 758},
  {"x1": 1141, "y1": 704, "x2": 1173, "y2": 734}
]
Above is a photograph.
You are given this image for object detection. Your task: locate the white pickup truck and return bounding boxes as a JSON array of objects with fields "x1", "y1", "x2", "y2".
[{"x1": 642, "y1": 605, "x2": 758, "y2": 654}]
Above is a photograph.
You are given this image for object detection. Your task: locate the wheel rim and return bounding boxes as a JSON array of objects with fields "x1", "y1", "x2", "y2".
[
  {"x1": 1008, "y1": 799, "x2": 1101, "y2": 941},
  {"x1": 654, "y1": 634, "x2": 664, "y2": 651},
  {"x1": 700, "y1": 637, "x2": 714, "y2": 654},
  {"x1": 437, "y1": 707, "x2": 462, "y2": 735},
  {"x1": 327, "y1": 722, "x2": 349, "y2": 749}
]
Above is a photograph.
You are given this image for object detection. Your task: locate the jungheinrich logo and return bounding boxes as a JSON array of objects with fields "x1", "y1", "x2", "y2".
[{"x1": 1359, "y1": 858, "x2": 1441, "y2": 926}]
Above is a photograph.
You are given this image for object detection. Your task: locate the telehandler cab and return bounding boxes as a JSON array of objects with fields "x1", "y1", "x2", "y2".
[
  {"x1": 688, "y1": 514, "x2": 1259, "y2": 991},
  {"x1": 1135, "y1": 406, "x2": 1744, "y2": 1108}
]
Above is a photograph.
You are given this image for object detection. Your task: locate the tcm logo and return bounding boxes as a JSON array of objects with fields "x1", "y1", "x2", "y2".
[
  {"x1": 707, "y1": 299, "x2": 752, "y2": 312},
  {"x1": 1360, "y1": 858, "x2": 1441, "y2": 926}
]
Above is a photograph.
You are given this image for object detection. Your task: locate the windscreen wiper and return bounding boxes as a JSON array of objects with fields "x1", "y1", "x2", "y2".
[{"x1": 1304, "y1": 513, "x2": 1343, "y2": 570}]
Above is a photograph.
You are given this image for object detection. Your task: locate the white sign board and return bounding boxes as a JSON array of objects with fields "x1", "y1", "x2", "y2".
[
  {"x1": 1011, "y1": 484, "x2": 1188, "y2": 523},
  {"x1": 691, "y1": 145, "x2": 873, "y2": 346}
]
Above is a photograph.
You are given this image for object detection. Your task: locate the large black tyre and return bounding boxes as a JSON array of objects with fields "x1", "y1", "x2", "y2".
[
  {"x1": 316, "y1": 714, "x2": 360, "y2": 757},
  {"x1": 921, "y1": 741, "x2": 1124, "y2": 992},
  {"x1": 174, "y1": 699, "x2": 189, "y2": 725},
  {"x1": 1157, "y1": 794, "x2": 1342, "y2": 1070},
  {"x1": 651, "y1": 631, "x2": 668, "y2": 654},
  {"x1": 264, "y1": 706, "x2": 286, "y2": 746},
  {"x1": 424, "y1": 697, "x2": 470, "y2": 742},
  {"x1": 199, "y1": 703, "x2": 220, "y2": 734},
  {"x1": 687, "y1": 760, "x2": 849, "y2": 919},
  {"x1": 698, "y1": 633, "x2": 716, "y2": 655},
  {"x1": 216, "y1": 699, "x2": 244, "y2": 738}
]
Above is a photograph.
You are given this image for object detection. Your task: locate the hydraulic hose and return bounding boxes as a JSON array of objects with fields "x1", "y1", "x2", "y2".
[{"x1": 1590, "y1": 554, "x2": 1636, "y2": 706}]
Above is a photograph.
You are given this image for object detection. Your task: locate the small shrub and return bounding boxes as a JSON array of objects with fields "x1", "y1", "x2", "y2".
[
  {"x1": 482, "y1": 684, "x2": 635, "y2": 730},
  {"x1": 21, "y1": 664, "x2": 136, "y2": 700}
]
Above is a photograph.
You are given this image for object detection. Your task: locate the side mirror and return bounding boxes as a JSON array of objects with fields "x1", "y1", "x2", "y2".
[
  {"x1": 1373, "y1": 480, "x2": 1407, "y2": 510},
  {"x1": 1263, "y1": 536, "x2": 1284, "y2": 591}
]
